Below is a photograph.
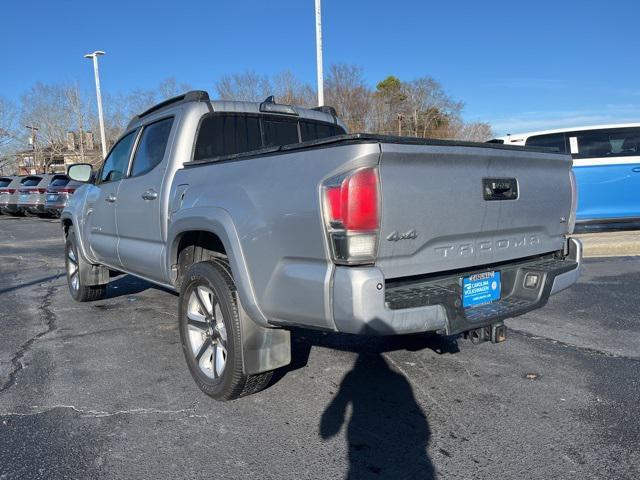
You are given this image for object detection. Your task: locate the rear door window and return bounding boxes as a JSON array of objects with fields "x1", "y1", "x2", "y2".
[
  {"x1": 194, "y1": 115, "x2": 262, "y2": 160},
  {"x1": 525, "y1": 133, "x2": 567, "y2": 152},
  {"x1": 262, "y1": 118, "x2": 300, "y2": 147},
  {"x1": 566, "y1": 128, "x2": 640, "y2": 159},
  {"x1": 130, "y1": 117, "x2": 174, "y2": 177}
]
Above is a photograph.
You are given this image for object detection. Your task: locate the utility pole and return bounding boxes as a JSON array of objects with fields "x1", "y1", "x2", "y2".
[
  {"x1": 314, "y1": 0, "x2": 324, "y2": 106},
  {"x1": 25, "y1": 125, "x2": 39, "y2": 173},
  {"x1": 84, "y1": 50, "x2": 107, "y2": 159}
]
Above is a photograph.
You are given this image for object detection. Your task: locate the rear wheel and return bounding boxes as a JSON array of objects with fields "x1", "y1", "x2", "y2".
[
  {"x1": 179, "y1": 260, "x2": 272, "y2": 400},
  {"x1": 65, "y1": 227, "x2": 107, "y2": 302}
]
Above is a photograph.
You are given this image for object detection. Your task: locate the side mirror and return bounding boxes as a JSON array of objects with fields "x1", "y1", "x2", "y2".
[{"x1": 67, "y1": 163, "x2": 93, "y2": 183}]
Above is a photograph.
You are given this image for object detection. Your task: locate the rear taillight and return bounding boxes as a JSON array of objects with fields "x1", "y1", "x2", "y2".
[
  {"x1": 37, "y1": 188, "x2": 46, "y2": 194},
  {"x1": 59, "y1": 188, "x2": 75, "y2": 194},
  {"x1": 8, "y1": 189, "x2": 15, "y2": 194},
  {"x1": 322, "y1": 167, "x2": 380, "y2": 265}
]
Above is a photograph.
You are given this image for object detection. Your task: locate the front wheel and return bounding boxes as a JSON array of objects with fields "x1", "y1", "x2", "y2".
[
  {"x1": 179, "y1": 260, "x2": 272, "y2": 400},
  {"x1": 65, "y1": 228, "x2": 107, "y2": 302}
]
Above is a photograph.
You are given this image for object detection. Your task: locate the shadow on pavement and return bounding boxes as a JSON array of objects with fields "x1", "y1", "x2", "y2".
[
  {"x1": 0, "y1": 274, "x2": 61, "y2": 295},
  {"x1": 104, "y1": 274, "x2": 176, "y2": 299},
  {"x1": 320, "y1": 352, "x2": 435, "y2": 479},
  {"x1": 275, "y1": 327, "x2": 460, "y2": 383}
]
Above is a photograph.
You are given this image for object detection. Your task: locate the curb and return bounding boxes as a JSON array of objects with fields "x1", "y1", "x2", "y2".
[{"x1": 572, "y1": 231, "x2": 640, "y2": 257}]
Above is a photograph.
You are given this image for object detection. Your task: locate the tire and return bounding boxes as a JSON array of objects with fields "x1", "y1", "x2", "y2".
[
  {"x1": 179, "y1": 260, "x2": 272, "y2": 400},
  {"x1": 65, "y1": 227, "x2": 107, "y2": 302}
]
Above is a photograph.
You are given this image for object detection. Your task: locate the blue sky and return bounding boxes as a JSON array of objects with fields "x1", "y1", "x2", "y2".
[{"x1": 1, "y1": 0, "x2": 638, "y2": 135}]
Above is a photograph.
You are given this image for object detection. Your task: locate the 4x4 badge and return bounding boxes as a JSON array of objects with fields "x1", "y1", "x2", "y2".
[{"x1": 387, "y1": 230, "x2": 418, "y2": 242}]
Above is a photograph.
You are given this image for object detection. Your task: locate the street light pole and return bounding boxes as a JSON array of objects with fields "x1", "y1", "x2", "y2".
[
  {"x1": 25, "y1": 125, "x2": 39, "y2": 173},
  {"x1": 314, "y1": 0, "x2": 324, "y2": 106},
  {"x1": 84, "y1": 50, "x2": 107, "y2": 159}
]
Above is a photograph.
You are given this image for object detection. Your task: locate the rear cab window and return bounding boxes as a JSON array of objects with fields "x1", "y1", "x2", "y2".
[
  {"x1": 21, "y1": 176, "x2": 42, "y2": 187},
  {"x1": 49, "y1": 175, "x2": 70, "y2": 187},
  {"x1": 262, "y1": 118, "x2": 299, "y2": 147},
  {"x1": 193, "y1": 113, "x2": 346, "y2": 161},
  {"x1": 300, "y1": 120, "x2": 344, "y2": 142},
  {"x1": 194, "y1": 115, "x2": 261, "y2": 160},
  {"x1": 525, "y1": 133, "x2": 567, "y2": 153}
]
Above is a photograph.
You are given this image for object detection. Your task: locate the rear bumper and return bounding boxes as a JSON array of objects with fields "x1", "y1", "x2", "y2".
[
  {"x1": 44, "y1": 202, "x2": 66, "y2": 214},
  {"x1": 332, "y1": 238, "x2": 582, "y2": 335},
  {"x1": 18, "y1": 202, "x2": 45, "y2": 213}
]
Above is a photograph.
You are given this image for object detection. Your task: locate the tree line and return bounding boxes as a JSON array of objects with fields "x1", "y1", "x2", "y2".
[{"x1": 0, "y1": 64, "x2": 493, "y2": 173}]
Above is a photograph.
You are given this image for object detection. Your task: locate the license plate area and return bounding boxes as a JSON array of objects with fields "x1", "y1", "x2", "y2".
[
  {"x1": 462, "y1": 271, "x2": 501, "y2": 308},
  {"x1": 47, "y1": 194, "x2": 59, "y2": 201}
]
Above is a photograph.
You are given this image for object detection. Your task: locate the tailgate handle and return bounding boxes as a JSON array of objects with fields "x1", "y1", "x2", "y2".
[{"x1": 483, "y1": 178, "x2": 518, "y2": 201}]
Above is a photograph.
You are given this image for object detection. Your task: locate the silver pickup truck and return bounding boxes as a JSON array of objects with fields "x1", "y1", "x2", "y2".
[{"x1": 62, "y1": 91, "x2": 582, "y2": 400}]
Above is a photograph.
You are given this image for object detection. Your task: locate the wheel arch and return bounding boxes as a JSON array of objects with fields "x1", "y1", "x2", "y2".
[{"x1": 167, "y1": 207, "x2": 269, "y2": 328}]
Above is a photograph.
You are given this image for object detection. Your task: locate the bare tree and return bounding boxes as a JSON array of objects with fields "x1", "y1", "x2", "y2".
[
  {"x1": 100, "y1": 77, "x2": 192, "y2": 146},
  {"x1": 325, "y1": 64, "x2": 372, "y2": 132},
  {"x1": 454, "y1": 121, "x2": 495, "y2": 142},
  {"x1": 20, "y1": 82, "x2": 78, "y2": 171},
  {"x1": 158, "y1": 76, "x2": 193, "y2": 100},
  {"x1": 0, "y1": 96, "x2": 18, "y2": 155},
  {"x1": 272, "y1": 70, "x2": 316, "y2": 107},
  {"x1": 402, "y1": 77, "x2": 463, "y2": 138},
  {"x1": 215, "y1": 71, "x2": 271, "y2": 102}
]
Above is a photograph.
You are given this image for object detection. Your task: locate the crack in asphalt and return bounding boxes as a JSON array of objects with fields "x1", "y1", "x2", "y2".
[
  {"x1": 509, "y1": 328, "x2": 640, "y2": 362},
  {"x1": 0, "y1": 404, "x2": 207, "y2": 419},
  {"x1": 0, "y1": 282, "x2": 59, "y2": 395}
]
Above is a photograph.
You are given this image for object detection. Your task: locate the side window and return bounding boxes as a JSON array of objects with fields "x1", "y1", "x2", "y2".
[
  {"x1": 568, "y1": 128, "x2": 640, "y2": 159},
  {"x1": 525, "y1": 133, "x2": 567, "y2": 153},
  {"x1": 130, "y1": 118, "x2": 174, "y2": 177},
  {"x1": 99, "y1": 131, "x2": 137, "y2": 183},
  {"x1": 194, "y1": 114, "x2": 261, "y2": 160},
  {"x1": 263, "y1": 118, "x2": 300, "y2": 147}
]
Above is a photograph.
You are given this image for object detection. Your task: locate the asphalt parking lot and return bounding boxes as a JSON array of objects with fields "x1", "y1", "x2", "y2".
[{"x1": 0, "y1": 216, "x2": 638, "y2": 480}]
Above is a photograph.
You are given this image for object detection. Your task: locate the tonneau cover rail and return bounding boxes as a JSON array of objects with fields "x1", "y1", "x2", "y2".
[{"x1": 184, "y1": 133, "x2": 563, "y2": 168}]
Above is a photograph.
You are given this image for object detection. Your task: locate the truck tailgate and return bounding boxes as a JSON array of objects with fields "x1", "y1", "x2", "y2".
[{"x1": 376, "y1": 143, "x2": 573, "y2": 279}]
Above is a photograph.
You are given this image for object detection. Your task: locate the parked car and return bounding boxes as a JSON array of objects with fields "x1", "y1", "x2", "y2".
[
  {"x1": 1, "y1": 176, "x2": 32, "y2": 215},
  {"x1": 17, "y1": 174, "x2": 53, "y2": 216},
  {"x1": 62, "y1": 91, "x2": 582, "y2": 400},
  {"x1": 0, "y1": 176, "x2": 19, "y2": 214},
  {"x1": 44, "y1": 174, "x2": 81, "y2": 217},
  {"x1": 491, "y1": 123, "x2": 640, "y2": 226}
]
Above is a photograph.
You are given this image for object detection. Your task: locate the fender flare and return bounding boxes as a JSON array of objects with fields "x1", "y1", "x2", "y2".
[
  {"x1": 167, "y1": 207, "x2": 291, "y2": 374},
  {"x1": 166, "y1": 206, "x2": 269, "y2": 328},
  {"x1": 60, "y1": 210, "x2": 94, "y2": 265}
]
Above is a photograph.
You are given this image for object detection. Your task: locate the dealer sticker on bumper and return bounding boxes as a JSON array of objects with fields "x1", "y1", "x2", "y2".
[{"x1": 462, "y1": 271, "x2": 501, "y2": 308}]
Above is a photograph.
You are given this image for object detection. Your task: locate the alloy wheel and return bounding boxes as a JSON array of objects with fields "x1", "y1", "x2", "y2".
[{"x1": 186, "y1": 285, "x2": 228, "y2": 379}]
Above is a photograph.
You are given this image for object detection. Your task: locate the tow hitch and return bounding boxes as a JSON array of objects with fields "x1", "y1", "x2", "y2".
[{"x1": 466, "y1": 323, "x2": 507, "y2": 344}]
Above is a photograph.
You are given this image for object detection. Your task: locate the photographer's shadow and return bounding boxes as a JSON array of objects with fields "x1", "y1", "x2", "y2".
[{"x1": 320, "y1": 352, "x2": 435, "y2": 479}]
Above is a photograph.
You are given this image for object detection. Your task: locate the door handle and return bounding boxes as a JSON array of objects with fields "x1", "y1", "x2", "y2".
[
  {"x1": 632, "y1": 167, "x2": 640, "y2": 173},
  {"x1": 105, "y1": 194, "x2": 117, "y2": 203},
  {"x1": 141, "y1": 189, "x2": 158, "y2": 201}
]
